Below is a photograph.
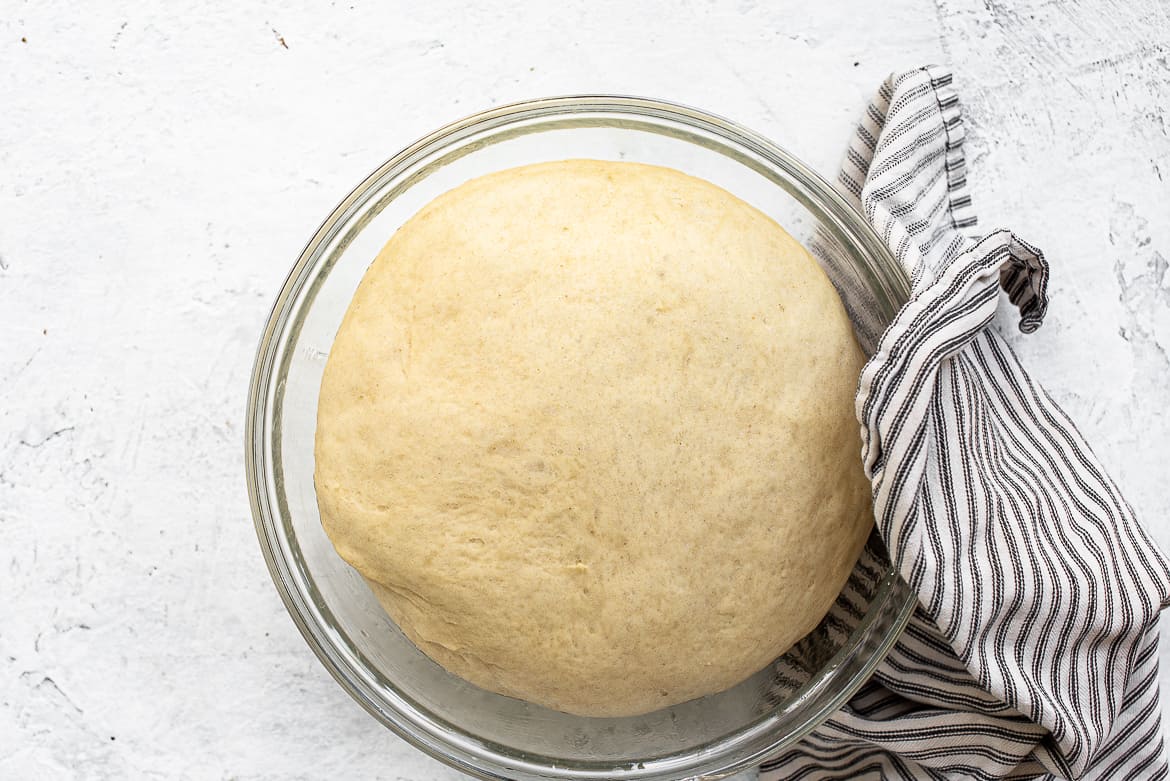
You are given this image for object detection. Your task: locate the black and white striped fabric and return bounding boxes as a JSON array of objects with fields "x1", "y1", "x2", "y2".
[{"x1": 761, "y1": 66, "x2": 1170, "y2": 780}]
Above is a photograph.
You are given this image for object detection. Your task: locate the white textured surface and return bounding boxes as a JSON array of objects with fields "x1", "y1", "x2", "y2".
[{"x1": 1, "y1": 1, "x2": 1167, "y2": 778}]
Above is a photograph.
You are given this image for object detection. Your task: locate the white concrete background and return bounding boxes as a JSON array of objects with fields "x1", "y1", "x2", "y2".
[{"x1": 1, "y1": 0, "x2": 1168, "y2": 778}]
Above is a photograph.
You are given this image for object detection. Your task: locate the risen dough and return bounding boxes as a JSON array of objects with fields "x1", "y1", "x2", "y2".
[{"x1": 314, "y1": 160, "x2": 872, "y2": 717}]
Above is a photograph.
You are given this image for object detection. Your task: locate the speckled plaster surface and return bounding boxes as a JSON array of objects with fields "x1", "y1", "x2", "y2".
[{"x1": 1, "y1": 1, "x2": 1168, "y2": 778}]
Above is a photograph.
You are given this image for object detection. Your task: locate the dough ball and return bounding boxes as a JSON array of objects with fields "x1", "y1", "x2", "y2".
[{"x1": 314, "y1": 160, "x2": 872, "y2": 717}]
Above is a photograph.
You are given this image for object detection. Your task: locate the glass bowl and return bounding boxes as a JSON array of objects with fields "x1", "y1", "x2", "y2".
[{"x1": 246, "y1": 96, "x2": 915, "y2": 781}]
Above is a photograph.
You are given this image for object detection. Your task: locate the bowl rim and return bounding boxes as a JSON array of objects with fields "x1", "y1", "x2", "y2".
[{"x1": 245, "y1": 93, "x2": 916, "y2": 780}]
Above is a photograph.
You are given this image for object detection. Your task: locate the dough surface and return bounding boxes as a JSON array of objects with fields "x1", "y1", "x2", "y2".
[{"x1": 314, "y1": 160, "x2": 872, "y2": 717}]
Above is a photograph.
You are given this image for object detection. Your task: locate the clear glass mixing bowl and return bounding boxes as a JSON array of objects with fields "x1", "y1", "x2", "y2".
[{"x1": 246, "y1": 96, "x2": 916, "y2": 781}]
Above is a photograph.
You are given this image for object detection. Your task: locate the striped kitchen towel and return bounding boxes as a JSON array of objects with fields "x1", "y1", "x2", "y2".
[{"x1": 762, "y1": 67, "x2": 1170, "y2": 780}]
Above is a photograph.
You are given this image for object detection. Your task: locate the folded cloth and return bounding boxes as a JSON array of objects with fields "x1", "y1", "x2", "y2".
[{"x1": 761, "y1": 67, "x2": 1170, "y2": 780}]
